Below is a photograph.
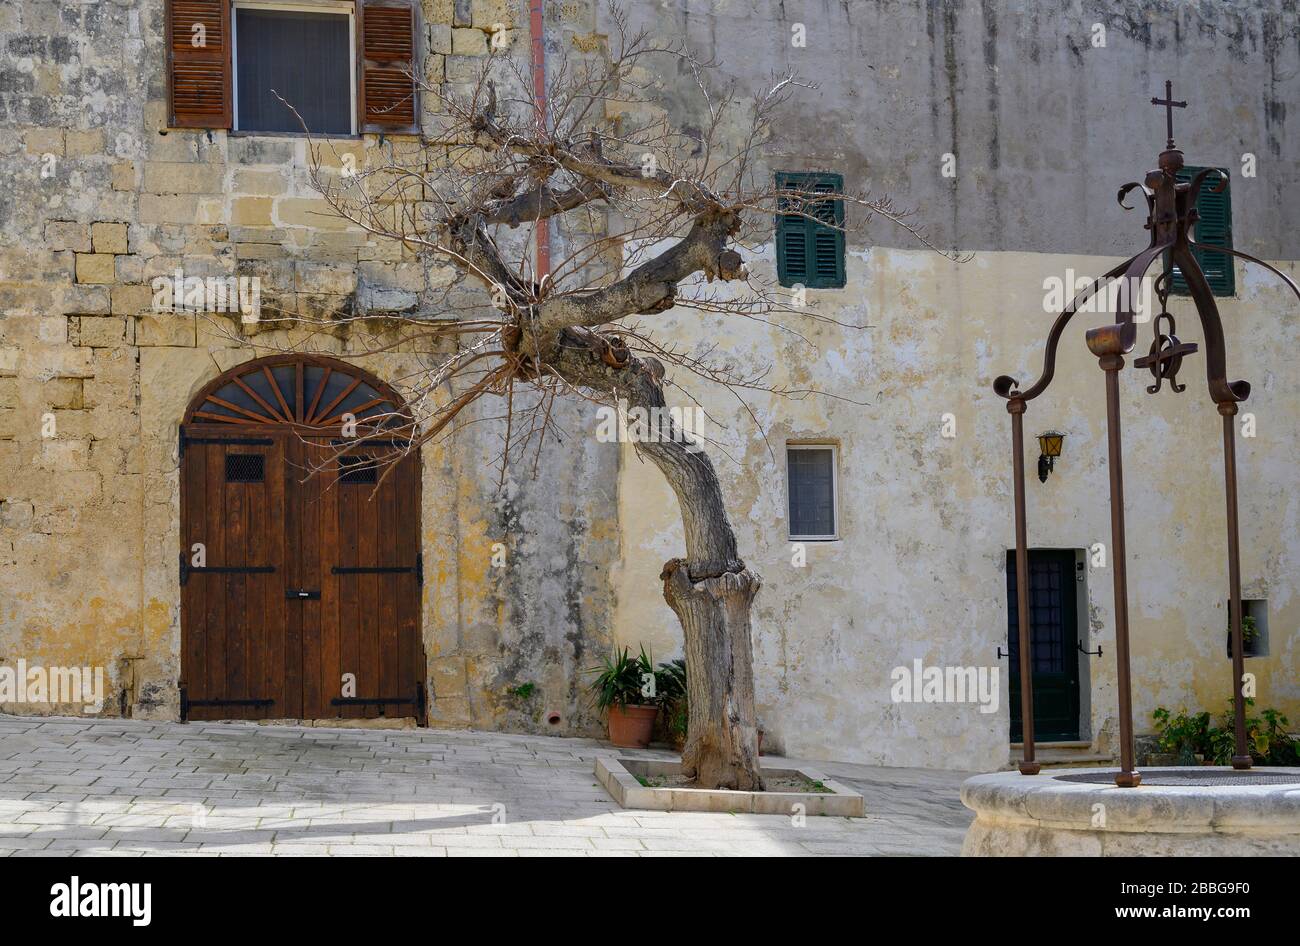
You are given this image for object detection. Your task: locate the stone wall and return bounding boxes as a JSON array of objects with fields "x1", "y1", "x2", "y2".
[
  {"x1": 606, "y1": 1, "x2": 1300, "y2": 770},
  {"x1": 0, "y1": 0, "x2": 617, "y2": 735},
  {"x1": 1, "y1": 0, "x2": 1296, "y2": 771}
]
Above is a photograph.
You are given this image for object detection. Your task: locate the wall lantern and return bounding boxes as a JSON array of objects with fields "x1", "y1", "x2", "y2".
[{"x1": 1036, "y1": 430, "x2": 1065, "y2": 482}]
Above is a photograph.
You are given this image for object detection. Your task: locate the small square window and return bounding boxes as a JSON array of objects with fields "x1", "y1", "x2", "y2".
[
  {"x1": 225, "y1": 453, "x2": 265, "y2": 483},
  {"x1": 234, "y1": 5, "x2": 355, "y2": 135},
  {"x1": 339, "y1": 455, "x2": 377, "y2": 484},
  {"x1": 787, "y1": 445, "x2": 838, "y2": 540}
]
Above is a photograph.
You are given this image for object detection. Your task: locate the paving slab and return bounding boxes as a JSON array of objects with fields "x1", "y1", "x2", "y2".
[{"x1": 0, "y1": 714, "x2": 973, "y2": 856}]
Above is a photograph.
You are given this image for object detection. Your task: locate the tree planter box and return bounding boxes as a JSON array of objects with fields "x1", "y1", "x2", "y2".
[{"x1": 595, "y1": 755, "x2": 865, "y2": 816}]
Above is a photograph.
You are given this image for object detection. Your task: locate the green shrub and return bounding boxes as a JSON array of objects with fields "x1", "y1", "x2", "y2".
[
  {"x1": 1152, "y1": 706, "x2": 1210, "y2": 763},
  {"x1": 1153, "y1": 700, "x2": 1300, "y2": 766},
  {"x1": 655, "y1": 658, "x2": 688, "y2": 746}
]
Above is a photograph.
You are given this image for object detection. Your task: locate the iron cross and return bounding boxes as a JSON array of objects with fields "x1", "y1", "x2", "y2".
[{"x1": 1151, "y1": 80, "x2": 1187, "y2": 148}]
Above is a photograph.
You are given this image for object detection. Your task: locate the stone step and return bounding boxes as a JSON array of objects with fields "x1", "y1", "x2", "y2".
[{"x1": 1009, "y1": 742, "x2": 1116, "y2": 767}]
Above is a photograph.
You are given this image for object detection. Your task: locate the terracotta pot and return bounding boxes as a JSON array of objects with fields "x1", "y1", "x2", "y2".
[{"x1": 608, "y1": 703, "x2": 658, "y2": 748}]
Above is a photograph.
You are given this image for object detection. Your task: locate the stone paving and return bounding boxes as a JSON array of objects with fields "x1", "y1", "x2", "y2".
[{"x1": 0, "y1": 714, "x2": 975, "y2": 856}]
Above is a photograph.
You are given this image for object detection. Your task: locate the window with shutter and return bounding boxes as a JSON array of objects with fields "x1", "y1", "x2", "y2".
[
  {"x1": 1166, "y1": 166, "x2": 1235, "y2": 297},
  {"x1": 787, "y1": 444, "x2": 838, "y2": 540},
  {"x1": 167, "y1": 0, "x2": 232, "y2": 129},
  {"x1": 775, "y1": 172, "x2": 845, "y2": 289},
  {"x1": 358, "y1": 0, "x2": 419, "y2": 134}
]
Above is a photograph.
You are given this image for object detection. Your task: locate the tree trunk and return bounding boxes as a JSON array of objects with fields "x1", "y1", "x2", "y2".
[
  {"x1": 549, "y1": 333, "x2": 765, "y2": 790},
  {"x1": 661, "y1": 560, "x2": 763, "y2": 790}
]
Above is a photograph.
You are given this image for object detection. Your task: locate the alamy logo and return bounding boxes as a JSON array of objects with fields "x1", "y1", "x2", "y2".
[
  {"x1": 151, "y1": 269, "x2": 261, "y2": 322},
  {"x1": 1042, "y1": 270, "x2": 1153, "y2": 321},
  {"x1": 50, "y1": 877, "x2": 151, "y2": 926},
  {"x1": 0, "y1": 661, "x2": 104, "y2": 713},
  {"x1": 594, "y1": 400, "x2": 705, "y2": 453},
  {"x1": 890, "y1": 660, "x2": 1000, "y2": 714}
]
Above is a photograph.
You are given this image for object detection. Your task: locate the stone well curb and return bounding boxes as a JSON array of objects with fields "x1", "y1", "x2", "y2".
[{"x1": 960, "y1": 766, "x2": 1300, "y2": 856}]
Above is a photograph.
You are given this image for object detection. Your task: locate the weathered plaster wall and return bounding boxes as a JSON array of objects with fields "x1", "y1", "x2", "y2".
[
  {"x1": 625, "y1": 0, "x2": 1300, "y2": 257},
  {"x1": 0, "y1": 0, "x2": 615, "y2": 734},
  {"x1": 614, "y1": 247, "x2": 1300, "y2": 770},
  {"x1": 607, "y1": 1, "x2": 1300, "y2": 770}
]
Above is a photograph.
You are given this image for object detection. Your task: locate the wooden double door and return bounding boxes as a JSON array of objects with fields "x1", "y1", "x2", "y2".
[{"x1": 178, "y1": 357, "x2": 424, "y2": 722}]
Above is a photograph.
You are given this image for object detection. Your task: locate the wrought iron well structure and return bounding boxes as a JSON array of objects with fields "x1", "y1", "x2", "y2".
[{"x1": 993, "y1": 82, "x2": 1300, "y2": 788}]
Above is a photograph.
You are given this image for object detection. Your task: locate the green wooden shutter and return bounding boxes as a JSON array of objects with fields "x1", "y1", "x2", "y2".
[
  {"x1": 1168, "y1": 166, "x2": 1234, "y2": 296},
  {"x1": 777, "y1": 189, "x2": 809, "y2": 285},
  {"x1": 776, "y1": 172, "x2": 845, "y2": 289}
]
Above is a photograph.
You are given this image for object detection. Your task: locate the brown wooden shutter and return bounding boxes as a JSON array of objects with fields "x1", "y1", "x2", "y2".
[
  {"x1": 357, "y1": 0, "x2": 419, "y2": 134},
  {"x1": 166, "y1": 0, "x2": 231, "y2": 129}
]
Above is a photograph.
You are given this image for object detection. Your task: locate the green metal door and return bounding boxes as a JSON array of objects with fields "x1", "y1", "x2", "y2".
[{"x1": 1007, "y1": 549, "x2": 1081, "y2": 742}]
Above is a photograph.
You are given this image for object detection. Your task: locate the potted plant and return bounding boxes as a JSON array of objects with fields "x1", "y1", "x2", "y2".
[
  {"x1": 654, "y1": 658, "x2": 688, "y2": 752},
  {"x1": 587, "y1": 646, "x2": 658, "y2": 748}
]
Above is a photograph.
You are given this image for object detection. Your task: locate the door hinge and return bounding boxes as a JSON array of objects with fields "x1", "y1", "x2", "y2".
[
  {"x1": 179, "y1": 683, "x2": 274, "y2": 721},
  {"x1": 330, "y1": 557, "x2": 423, "y2": 583},
  {"x1": 180, "y1": 554, "x2": 275, "y2": 586},
  {"x1": 331, "y1": 695, "x2": 417, "y2": 717},
  {"x1": 179, "y1": 432, "x2": 273, "y2": 459}
]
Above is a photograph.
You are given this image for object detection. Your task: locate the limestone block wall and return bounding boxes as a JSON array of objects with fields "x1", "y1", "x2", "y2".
[{"x1": 0, "y1": 0, "x2": 617, "y2": 733}]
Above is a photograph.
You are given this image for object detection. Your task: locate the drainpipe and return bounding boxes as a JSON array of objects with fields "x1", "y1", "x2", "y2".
[{"x1": 530, "y1": 0, "x2": 549, "y2": 277}]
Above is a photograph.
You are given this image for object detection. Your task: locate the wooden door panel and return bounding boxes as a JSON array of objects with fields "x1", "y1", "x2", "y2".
[
  {"x1": 289, "y1": 436, "x2": 318, "y2": 719},
  {"x1": 357, "y1": 478, "x2": 380, "y2": 719},
  {"x1": 282, "y1": 435, "x2": 304, "y2": 720},
  {"x1": 227, "y1": 458, "x2": 249, "y2": 719},
  {"x1": 258, "y1": 438, "x2": 287, "y2": 718},
  {"x1": 339, "y1": 469, "x2": 361, "y2": 718},
  {"x1": 180, "y1": 429, "x2": 283, "y2": 721},
  {"x1": 317, "y1": 443, "x2": 341, "y2": 720},
  {"x1": 315, "y1": 444, "x2": 422, "y2": 719},
  {"x1": 379, "y1": 470, "x2": 400, "y2": 711}
]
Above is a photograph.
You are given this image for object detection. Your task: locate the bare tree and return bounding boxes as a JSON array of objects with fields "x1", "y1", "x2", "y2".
[{"x1": 280, "y1": 5, "x2": 956, "y2": 789}]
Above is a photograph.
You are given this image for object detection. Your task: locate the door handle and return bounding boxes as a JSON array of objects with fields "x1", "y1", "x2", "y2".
[{"x1": 285, "y1": 589, "x2": 320, "y2": 600}]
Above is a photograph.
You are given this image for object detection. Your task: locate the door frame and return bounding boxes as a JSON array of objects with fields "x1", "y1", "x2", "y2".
[
  {"x1": 1006, "y1": 547, "x2": 1085, "y2": 744},
  {"x1": 178, "y1": 354, "x2": 426, "y2": 723}
]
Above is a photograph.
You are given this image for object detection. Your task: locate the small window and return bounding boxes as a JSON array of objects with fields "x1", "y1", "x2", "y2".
[
  {"x1": 787, "y1": 444, "x2": 838, "y2": 540},
  {"x1": 233, "y1": 4, "x2": 355, "y2": 135},
  {"x1": 225, "y1": 453, "x2": 265, "y2": 482},
  {"x1": 339, "y1": 455, "x2": 377, "y2": 484},
  {"x1": 1226, "y1": 598, "x2": 1268, "y2": 659},
  {"x1": 776, "y1": 172, "x2": 845, "y2": 289},
  {"x1": 1165, "y1": 166, "x2": 1234, "y2": 296}
]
